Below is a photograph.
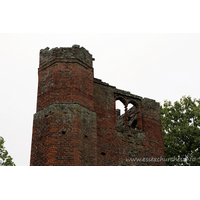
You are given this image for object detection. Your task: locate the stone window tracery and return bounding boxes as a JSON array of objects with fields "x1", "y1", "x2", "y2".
[{"x1": 115, "y1": 94, "x2": 142, "y2": 132}]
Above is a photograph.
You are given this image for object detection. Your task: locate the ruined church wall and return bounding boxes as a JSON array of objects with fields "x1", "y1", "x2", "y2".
[
  {"x1": 31, "y1": 45, "x2": 165, "y2": 166},
  {"x1": 30, "y1": 46, "x2": 97, "y2": 166},
  {"x1": 93, "y1": 79, "x2": 166, "y2": 166},
  {"x1": 141, "y1": 98, "x2": 166, "y2": 165},
  {"x1": 37, "y1": 47, "x2": 94, "y2": 111},
  {"x1": 93, "y1": 78, "x2": 120, "y2": 165}
]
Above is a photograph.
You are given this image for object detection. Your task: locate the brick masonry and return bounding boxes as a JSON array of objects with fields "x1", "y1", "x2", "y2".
[{"x1": 30, "y1": 45, "x2": 166, "y2": 166}]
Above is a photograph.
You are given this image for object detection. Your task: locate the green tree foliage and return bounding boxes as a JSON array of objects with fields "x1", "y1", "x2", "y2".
[
  {"x1": 0, "y1": 136, "x2": 15, "y2": 166},
  {"x1": 161, "y1": 96, "x2": 200, "y2": 166}
]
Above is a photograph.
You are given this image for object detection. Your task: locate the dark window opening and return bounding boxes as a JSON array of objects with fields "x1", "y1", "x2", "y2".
[
  {"x1": 131, "y1": 120, "x2": 138, "y2": 129},
  {"x1": 84, "y1": 135, "x2": 88, "y2": 139},
  {"x1": 101, "y1": 152, "x2": 106, "y2": 156},
  {"x1": 115, "y1": 97, "x2": 141, "y2": 132},
  {"x1": 62, "y1": 131, "x2": 66, "y2": 134}
]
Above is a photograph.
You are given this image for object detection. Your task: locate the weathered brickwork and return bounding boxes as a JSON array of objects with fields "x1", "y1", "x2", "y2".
[{"x1": 30, "y1": 45, "x2": 165, "y2": 166}]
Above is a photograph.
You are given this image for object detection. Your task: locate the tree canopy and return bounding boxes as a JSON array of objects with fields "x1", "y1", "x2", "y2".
[
  {"x1": 161, "y1": 96, "x2": 200, "y2": 166},
  {"x1": 0, "y1": 136, "x2": 15, "y2": 166}
]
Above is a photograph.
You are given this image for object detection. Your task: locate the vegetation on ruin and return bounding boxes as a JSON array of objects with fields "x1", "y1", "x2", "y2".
[
  {"x1": 0, "y1": 136, "x2": 15, "y2": 166},
  {"x1": 161, "y1": 96, "x2": 200, "y2": 166}
]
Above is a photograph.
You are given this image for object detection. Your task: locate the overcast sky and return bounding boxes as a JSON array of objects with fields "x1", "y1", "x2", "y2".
[
  {"x1": 1, "y1": 1, "x2": 200, "y2": 200},
  {"x1": 1, "y1": 33, "x2": 200, "y2": 166}
]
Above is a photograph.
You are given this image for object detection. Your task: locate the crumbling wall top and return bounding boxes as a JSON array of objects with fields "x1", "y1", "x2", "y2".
[
  {"x1": 40, "y1": 45, "x2": 94, "y2": 68},
  {"x1": 142, "y1": 98, "x2": 160, "y2": 111},
  {"x1": 94, "y1": 78, "x2": 116, "y2": 88},
  {"x1": 115, "y1": 88, "x2": 142, "y2": 100}
]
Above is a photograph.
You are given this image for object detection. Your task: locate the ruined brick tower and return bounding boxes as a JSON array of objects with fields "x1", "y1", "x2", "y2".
[{"x1": 30, "y1": 45, "x2": 165, "y2": 166}]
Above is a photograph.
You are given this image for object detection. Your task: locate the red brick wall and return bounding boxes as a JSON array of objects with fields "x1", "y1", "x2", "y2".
[
  {"x1": 37, "y1": 59, "x2": 94, "y2": 111},
  {"x1": 141, "y1": 98, "x2": 166, "y2": 165},
  {"x1": 93, "y1": 79, "x2": 165, "y2": 166},
  {"x1": 30, "y1": 46, "x2": 97, "y2": 166},
  {"x1": 30, "y1": 45, "x2": 165, "y2": 166},
  {"x1": 31, "y1": 103, "x2": 97, "y2": 166},
  {"x1": 93, "y1": 79, "x2": 120, "y2": 165}
]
